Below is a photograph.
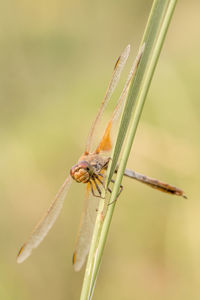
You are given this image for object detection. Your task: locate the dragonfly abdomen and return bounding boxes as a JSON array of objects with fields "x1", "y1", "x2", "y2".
[{"x1": 123, "y1": 169, "x2": 186, "y2": 198}]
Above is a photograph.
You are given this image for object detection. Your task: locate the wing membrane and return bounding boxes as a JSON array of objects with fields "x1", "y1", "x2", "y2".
[
  {"x1": 73, "y1": 184, "x2": 99, "y2": 271},
  {"x1": 85, "y1": 45, "x2": 130, "y2": 153},
  {"x1": 72, "y1": 45, "x2": 145, "y2": 271},
  {"x1": 95, "y1": 43, "x2": 145, "y2": 154},
  {"x1": 17, "y1": 175, "x2": 72, "y2": 263}
]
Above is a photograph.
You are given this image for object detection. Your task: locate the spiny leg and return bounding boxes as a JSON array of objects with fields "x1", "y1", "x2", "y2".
[
  {"x1": 110, "y1": 179, "x2": 123, "y2": 195},
  {"x1": 98, "y1": 173, "x2": 105, "y2": 179},
  {"x1": 97, "y1": 174, "x2": 112, "y2": 194},
  {"x1": 92, "y1": 177, "x2": 104, "y2": 198},
  {"x1": 107, "y1": 179, "x2": 123, "y2": 205},
  {"x1": 98, "y1": 173, "x2": 123, "y2": 202},
  {"x1": 89, "y1": 181, "x2": 102, "y2": 198},
  {"x1": 95, "y1": 176, "x2": 105, "y2": 188},
  {"x1": 101, "y1": 158, "x2": 111, "y2": 170}
]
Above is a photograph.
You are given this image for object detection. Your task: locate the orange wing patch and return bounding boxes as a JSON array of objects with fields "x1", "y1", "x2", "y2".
[
  {"x1": 72, "y1": 251, "x2": 76, "y2": 264},
  {"x1": 17, "y1": 244, "x2": 25, "y2": 257},
  {"x1": 114, "y1": 55, "x2": 121, "y2": 70},
  {"x1": 95, "y1": 120, "x2": 112, "y2": 154}
]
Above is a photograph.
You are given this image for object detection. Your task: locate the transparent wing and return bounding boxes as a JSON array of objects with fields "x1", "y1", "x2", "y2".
[
  {"x1": 17, "y1": 175, "x2": 72, "y2": 263},
  {"x1": 72, "y1": 45, "x2": 145, "y2": 271},
  {"x1": 85, "y1": 44, "x2": 131, "y2": 153},
  {"x1": 95, "y1": 43, "x2": 145, "y2": 154},
  {"x1": 73, "y1": 184, "x2": 99, "y2": 272}
]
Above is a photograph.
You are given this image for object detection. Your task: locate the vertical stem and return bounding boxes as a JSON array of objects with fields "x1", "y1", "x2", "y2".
[{"x1": 80, "y1": 0, "x2": 178, "y2": 299}]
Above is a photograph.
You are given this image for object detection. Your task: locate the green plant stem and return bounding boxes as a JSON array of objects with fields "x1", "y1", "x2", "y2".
[{"x1": 80, "y1": 0, "x2": 178, "y2": 299}]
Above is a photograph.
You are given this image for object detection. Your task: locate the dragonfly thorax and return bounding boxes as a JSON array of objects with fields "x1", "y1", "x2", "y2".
[{"x1": 70, "y1": 161, "x2": 94, "y2": 183}]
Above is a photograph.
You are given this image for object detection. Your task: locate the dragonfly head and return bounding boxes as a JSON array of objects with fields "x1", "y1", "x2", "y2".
[{"x1": 70, "y1": 161, "x2": 94, "y2": 183}]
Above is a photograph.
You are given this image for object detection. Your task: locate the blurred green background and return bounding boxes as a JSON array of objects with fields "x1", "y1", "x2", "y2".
[{"x1": 0, "y1": 0, "x2": 199, "y2": 299}]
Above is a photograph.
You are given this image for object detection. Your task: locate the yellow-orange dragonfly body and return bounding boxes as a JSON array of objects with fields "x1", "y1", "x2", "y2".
[{"x1": 17, "y1": 44, "x2": 185, "y2": 271}]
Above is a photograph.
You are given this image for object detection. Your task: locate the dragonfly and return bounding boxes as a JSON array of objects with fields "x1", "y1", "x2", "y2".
[{"x1": 17, "y1": 44, "x2": 186, "y2": 271}]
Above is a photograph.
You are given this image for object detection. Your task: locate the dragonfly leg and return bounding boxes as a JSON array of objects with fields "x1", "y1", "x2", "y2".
[
  {"x1": 90, "y1": 178, "x2": 105, "y2": 199},
  {"x1": 101, "y1": 157, "x2": 111, "y2": 170},
  {"x1": 89, "y1": 181, "x2": 101, "y2": 198},
  {"x1": 96, "y1": 175, "x2": 105, "y2": 188},
  {"x1": 108, "y1": 179, "x2": 123, "y2": 205},
  {"x1": 98, "y1": 173, "x2": 123, "y2": 203},
  {"x1": 94, "y1": 178, "x2": 103, "y2": 197},
  {"x1": 98, "y1": 173, "x2": 105, "y2": 177},
  {"x1": 98, "y1": 173, "x2": 106, "y2": 180}
]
